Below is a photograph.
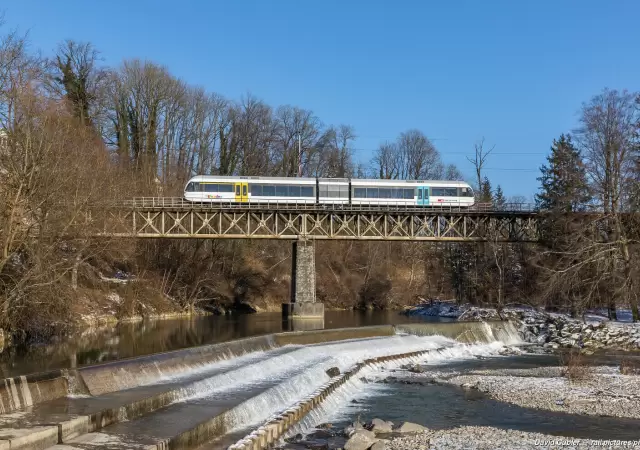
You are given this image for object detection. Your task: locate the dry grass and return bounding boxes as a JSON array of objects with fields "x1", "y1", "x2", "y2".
[
  {"x1": 620, "y1": 358, "x2": 640, "y2": 375},
  {"x1": 559, "y1": 349, "x2": 592, "y2": 382}
]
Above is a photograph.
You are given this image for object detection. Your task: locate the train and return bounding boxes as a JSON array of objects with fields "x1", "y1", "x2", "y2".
[{"x1": 183, "y1": 176, "x2": 475, "y2": 207}]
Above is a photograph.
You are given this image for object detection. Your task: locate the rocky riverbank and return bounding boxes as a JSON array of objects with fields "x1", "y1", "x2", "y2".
[
  {"x1": 404, "y1": 301, "x2": 640, "y2": 352},
  {"x1": 285, "y1": 416, "x2": 635, "y2": 450},
  {"x1": 384, "y1": 426, "x2": 616, "y2": 450}
]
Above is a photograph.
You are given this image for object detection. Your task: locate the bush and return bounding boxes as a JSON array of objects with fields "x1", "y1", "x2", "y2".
[
  {"x1": 559, "y1": 349, "x2": 592, "y2": 382},
  {"x1": 620, "y1": 358, "x2": 640, "y2": 375}
]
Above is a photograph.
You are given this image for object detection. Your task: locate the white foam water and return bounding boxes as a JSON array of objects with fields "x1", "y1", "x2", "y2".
[
  {"x1": 174, "y1": 334, "x2": 458, "y2": 404},
  {"x1": 223, "y1": 338, "x2": 512, "y2": 439},
  {"x1": 279, "y1": 341, "x2": 515, "y2": 440}
]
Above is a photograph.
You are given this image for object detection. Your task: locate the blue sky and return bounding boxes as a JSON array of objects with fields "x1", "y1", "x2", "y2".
[{"x1": 3, "y1": 0, "x2": 639, "y2": 199}]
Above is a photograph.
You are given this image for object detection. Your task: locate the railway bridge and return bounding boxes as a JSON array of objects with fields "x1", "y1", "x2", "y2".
[{"x1": 91, "y1": 198, "x2": 541, "y2": 318}]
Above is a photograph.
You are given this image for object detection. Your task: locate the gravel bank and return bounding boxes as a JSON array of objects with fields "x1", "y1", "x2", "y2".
[
  {"x1": 385, "y1": 426, "x2": 627, "y2": 450},
  {"x1": 401, "y1": 364, "x2": 640, "y2": 419}
]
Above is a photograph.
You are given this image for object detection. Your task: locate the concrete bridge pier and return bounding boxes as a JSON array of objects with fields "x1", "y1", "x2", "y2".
[{"x1": 282, "y1": 240, "x2": 324, "y2": 319}]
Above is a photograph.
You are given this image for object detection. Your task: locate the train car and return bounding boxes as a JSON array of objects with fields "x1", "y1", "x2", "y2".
[
  {"x1": 183, "y1": 175, "x2": 317, "y2": 204},
  {"x1": 183, "y1": 175, "x2": 475, "y2": 207},
  {"x1": 350, "y1": 179, "x2": 474, "y2": 207}
]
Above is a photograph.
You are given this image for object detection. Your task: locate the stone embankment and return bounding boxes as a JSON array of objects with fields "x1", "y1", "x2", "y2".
[
  {"x1": 404, "y1": 301, "x2": 640, "y2": 352},
  {"x1": 518, "y1": 314, "x2": 640, "y2": 352}
]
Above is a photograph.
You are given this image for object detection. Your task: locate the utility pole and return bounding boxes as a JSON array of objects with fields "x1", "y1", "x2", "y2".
[{"x1": 298, "y1": 132, "x2": 303, "y2": 177}]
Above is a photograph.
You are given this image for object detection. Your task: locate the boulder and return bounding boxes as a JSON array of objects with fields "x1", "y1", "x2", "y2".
[
  {"x1": 344, "y1": 430, "x2": 378, "y2": 450},
  {"x1": 366, "y1": 418, "x2": 393, "y2": 434},
  {"x1": 326, "y1": 367, "x2": 341, "y2": 377},
  {"x1": 370, "y1": 441, "x2": 387, "y2": 450},
  {"x1": 395, "y1": 422, "x2": 427, "y2": 433},
  {"x1": 343, "y1": 420, "x2": 365, "y2": 437}
]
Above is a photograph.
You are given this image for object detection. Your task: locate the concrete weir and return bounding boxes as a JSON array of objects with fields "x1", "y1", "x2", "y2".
[{"x1": 0, "y1": 321, "x2": 522, "y2": 450}]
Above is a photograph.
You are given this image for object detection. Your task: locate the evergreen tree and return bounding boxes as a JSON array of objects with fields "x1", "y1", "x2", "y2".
[
  {"x1": 479, "y1": 176, "x2": 492, "y2": 203},
  {"x1": 493, "y1": 185, "x2": 506, "y2": 210},
  {"x1": 535, "y1": 134, "x2": 590, "y2": 212}
]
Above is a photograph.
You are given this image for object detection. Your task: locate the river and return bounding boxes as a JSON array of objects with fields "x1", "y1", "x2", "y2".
[{"x1": 0, "y1": 310, "x2": 450, "y2": 378}]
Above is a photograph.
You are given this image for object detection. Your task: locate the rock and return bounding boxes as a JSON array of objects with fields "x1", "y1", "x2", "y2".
[
  {"x1": 395, "y1": 422, "x2": 427, "y2": 433},
  {"x1": 408, "y1": 365, "x2": 424, "y2": 373},
  {"x1": 344, "y1": 430, "x2": 377, "y2": 450},
  {"x1": 344, "y1": 420, "x2": 365, "y2": 437},
  {"x1": 370, "y1": 441, "x2": 387, "y2": 450},
  {"x1": 326, "y1": 367, "x2": 341, "y2": 377},
  {"x1": 367, "y1": 418, "x2": 393, "y2": 434}
]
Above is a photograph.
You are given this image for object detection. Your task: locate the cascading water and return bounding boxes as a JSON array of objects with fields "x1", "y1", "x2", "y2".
[
  {"x1": 224, "y1": 323, "x2": 525, "y2": 448},
  {"x1": 279, "y1": 341, "x2": 516, "y2": 442}
]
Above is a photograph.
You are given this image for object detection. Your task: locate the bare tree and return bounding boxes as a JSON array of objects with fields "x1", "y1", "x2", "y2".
[
  {"x1": 273, "y1": 105, "x2": 321, "y2": 177},
  {"x1": 467, "y1": 137, "x2": 495, "y2": 193},
  {"x1": 373, "y1": 142, "x2": 399, "y2": 179},
  {"x1": 313, "y1": 124, "x2": 356, "y2": 177},
  {"x1": 575, "y1": 88, "x2": 640, "y2": 321}
]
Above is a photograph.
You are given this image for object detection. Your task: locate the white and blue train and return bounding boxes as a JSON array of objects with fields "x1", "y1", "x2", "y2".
[{"x1": 184, "y1": 176, "x2": 475, "y2": 207}]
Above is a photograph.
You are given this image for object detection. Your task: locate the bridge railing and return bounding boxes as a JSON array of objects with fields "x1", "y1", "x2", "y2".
[{"x1": 116, "y1": 198, "x2": 537, "y2": 213}]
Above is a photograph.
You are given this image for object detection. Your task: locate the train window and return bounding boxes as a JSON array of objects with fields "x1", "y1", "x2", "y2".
[
  {"x1": 243, "y1": 185, "x2": 247, "y2": 196},
  {"x1": 301, "y1": 186, "x2": 314, "y2": 197},
  {"x1": 445, "y1": 188, "x2": 458, "y2": 197},
  {"x1": 418, "y1": 190, "x2": 423, "y2": 200},
  {"x1": 431, "y1": 188, "x2": 445, "y2": 197},
  {"x1": 235, "y1": 185, "x2": 241, "y2": 196},
  {"x1": 186, "y1": 182, "x2": 195, "y2": 192},
  {"x1": 354, "y1": 188, "x2": 366, "y2": 198},
  {"x1": 340, "y1": 185, "x2": 349, "y2": 197},
  {"x1": 288, "y1": 185, "x2": 301, "y2": 197},
  {"x1": 378, "y1": 188, "x2": 390, "y2": 199},
  {"x1": 251, "y1": 184, "x2": 262, "y2": 196},
  {"x1": 204, "y1": 184, "x2": 219, "y2": 192},
  {"x1": 367, "y1": 188, "x2": 379, "y2": 198},
  {"x1": 219, "y1": 184, "x2": 233, "y2": 193},
  {"x1": 276, "y1": 185, "x2": 288, "y2": 197},
  {"x1": 404, "y1": 188, "x2": 414, "y2": 199},
  {"x1": 263, "y1": 185, "x2": 275, "y2": 196}
]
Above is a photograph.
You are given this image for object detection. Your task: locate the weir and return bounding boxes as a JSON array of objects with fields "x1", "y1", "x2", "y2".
[
  {"x1": 282, "y1": 240, "x2": 324, "y2": 319},
  {"x1": 0, "y1": 321, "x2": 523, "y2": 450}
]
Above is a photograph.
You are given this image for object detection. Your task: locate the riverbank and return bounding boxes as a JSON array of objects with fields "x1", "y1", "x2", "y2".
[
  {"x1": 405, "y1": 301, "x2": 640, "y2": 352},
  {"x1": 384, "y1": 426, "x2": 620, "y2": 450}
]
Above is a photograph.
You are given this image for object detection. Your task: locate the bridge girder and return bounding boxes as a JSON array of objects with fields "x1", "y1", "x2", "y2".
[{"x1": 91, "y1": 208, "x2": 541, "y2": 242}]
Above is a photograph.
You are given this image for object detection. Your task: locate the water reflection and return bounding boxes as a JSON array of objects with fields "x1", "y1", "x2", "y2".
[
  {"x1": 0, "y1": 310, "x2": 445, "y2": 378},
  {"x1": 281, "y1": 318, "x2": 325, "y2": 332}
]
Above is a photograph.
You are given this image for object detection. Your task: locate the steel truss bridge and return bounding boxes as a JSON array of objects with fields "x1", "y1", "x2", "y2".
[{"x1": 88, "y1": 198, "x2": 542, "y2": 242}]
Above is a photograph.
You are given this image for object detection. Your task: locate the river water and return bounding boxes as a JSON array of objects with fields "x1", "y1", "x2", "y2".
[{"x1": 0, "y1": 310, "x2": 449, "y2": 378}]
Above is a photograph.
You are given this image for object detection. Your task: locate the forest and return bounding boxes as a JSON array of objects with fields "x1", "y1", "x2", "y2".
[{"x1": 0, "y1": 26, "x2": 639, "y2": 342}]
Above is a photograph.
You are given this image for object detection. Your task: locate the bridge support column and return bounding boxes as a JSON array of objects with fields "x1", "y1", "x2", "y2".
[{"x1": 282, "y1": 240, "x2": 324, "y2": 319}]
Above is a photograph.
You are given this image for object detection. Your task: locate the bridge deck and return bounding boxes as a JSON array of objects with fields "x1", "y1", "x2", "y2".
[{"x1": 117, "y1": 197, "x2": 537, "y2": 215}]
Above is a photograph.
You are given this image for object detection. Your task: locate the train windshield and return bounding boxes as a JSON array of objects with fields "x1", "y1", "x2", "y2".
[
  {"x1": 460, "y1": 187, "x2": 474, "y2": 197},
  {"x1": 185, "y1": 182, "x2": 199, "y2": 192}
]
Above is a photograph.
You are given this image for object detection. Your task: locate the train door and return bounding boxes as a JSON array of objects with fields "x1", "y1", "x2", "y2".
[
  {"x1": 234, "y1": 182, "x2": 249, "y2": 203},
  {"x1": 417, "y1": 186, "x2": 429, "y2": 206}
]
